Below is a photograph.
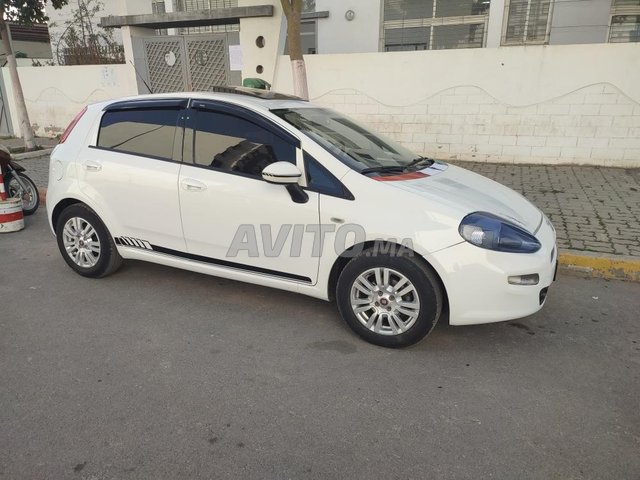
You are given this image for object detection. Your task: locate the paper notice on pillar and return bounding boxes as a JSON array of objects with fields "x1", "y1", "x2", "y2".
[
  {"x1": 100, "y1": 66, "x2": 116, "y2": 87},
  {"x1": 229, "y1": 45, "x2": 243, "y2": 71}
]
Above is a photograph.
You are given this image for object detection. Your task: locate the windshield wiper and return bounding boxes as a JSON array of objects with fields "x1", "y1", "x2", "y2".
[
  {"x1": 360, "y1": 165, "x2": 407, "y2": 175},
  {"x1": 405, "y1": 156, "x2": 434, "y2": 170},
  {"x1": 360, "y1": 157, "x2": 435, "y2": 176}
]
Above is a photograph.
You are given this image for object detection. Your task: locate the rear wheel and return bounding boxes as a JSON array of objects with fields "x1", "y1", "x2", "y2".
[
  {"x1": 8, "y1": 173, "x2": 39, "y2": 215},
  {"x1": 336, "y1": 251, "x2": 443, "y2": 348},
  {"x1": 55, "y1": 204, "x2": 122, "y2": 278}
]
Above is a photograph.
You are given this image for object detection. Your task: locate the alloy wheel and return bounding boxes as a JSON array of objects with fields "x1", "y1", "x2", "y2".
[
  {"x1": 62, "y1": 217, "x2": 101, "y2": 268},
  {"x1": 349, "y1": 267, "x2": 421, "y2": 336}
]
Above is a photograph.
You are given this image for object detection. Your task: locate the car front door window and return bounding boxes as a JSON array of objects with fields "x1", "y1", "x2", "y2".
[{"x1": 192, "y1": 110, "x2": 296, "y2": 178}]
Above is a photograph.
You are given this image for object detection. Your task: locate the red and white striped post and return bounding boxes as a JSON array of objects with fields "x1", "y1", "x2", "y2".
[{"x1": 0, "y1": 172, "x2": 6, "y2": 201}]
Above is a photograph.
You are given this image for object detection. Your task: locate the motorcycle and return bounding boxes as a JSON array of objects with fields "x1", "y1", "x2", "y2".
[{"x1": 0, "y1": 150, "x2": 40, "y2": 215}]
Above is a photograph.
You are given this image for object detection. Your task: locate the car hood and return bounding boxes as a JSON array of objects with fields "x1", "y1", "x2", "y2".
[{"x1": 381, "y1": 162, "x2": 542, "y2": 233}]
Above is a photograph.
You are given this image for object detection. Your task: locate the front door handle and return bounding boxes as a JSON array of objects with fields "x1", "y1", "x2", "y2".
[
  {"x1": 181, "y1": 178, "x2": 207, "y2": 192},
  {"x1": 83, "y1": 160, "x2": 102, "y2": 172}
]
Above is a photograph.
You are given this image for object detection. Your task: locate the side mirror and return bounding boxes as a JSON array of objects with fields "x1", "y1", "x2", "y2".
[
  {"x1": 261, "y1": 161, "x2": 308, "y2": 204},
  {"x1": 261, "y1": 161, "x2": 302, "y2": 185}
]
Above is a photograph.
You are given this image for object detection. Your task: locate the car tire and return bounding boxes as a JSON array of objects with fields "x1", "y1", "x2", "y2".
[
  {"x1": 55, "y1": 204, "x2": 122, "y2": 278},
  {"x1": 336, "y1": 249, "x2": 443, "y2": 348}
]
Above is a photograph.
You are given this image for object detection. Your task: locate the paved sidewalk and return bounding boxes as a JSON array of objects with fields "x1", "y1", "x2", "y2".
[
  {"x1": 455, "y1": 162, "x2": 640, "y2": 257},
  {"x1": 14, "y1": 154, "x2": 640, "y2": 258}
]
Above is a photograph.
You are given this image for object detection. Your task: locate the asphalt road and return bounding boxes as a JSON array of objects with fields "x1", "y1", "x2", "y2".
[{"x1": 1, "y1": 211, "x2": 639, "y2": 480}]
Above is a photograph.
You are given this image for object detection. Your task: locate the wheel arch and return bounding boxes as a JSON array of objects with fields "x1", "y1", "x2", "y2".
[
  {"x1": 51, "y1": 197, "x2": 88, "y2": 232},
  {"x1": 327, "y1": 241, "x2": 450, "y2": 321}
]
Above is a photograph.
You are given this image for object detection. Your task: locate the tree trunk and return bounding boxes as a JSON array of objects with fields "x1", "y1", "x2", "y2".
[
  {"x1": 0, "y1": 15, "x2": 36, "y2": 151},
  {"x1": 281, "y1": 0, "x2": 309, "y2": 100}
]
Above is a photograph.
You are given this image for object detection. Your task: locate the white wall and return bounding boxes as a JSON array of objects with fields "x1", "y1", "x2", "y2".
[
  {"x1": 238, "y1": 0, "x2": 381, "y2": 85},
  {"x1": 2, "y1": 64, "x2": 138, "y2": 137},
  {"x1": 239, "y1": 0, "x2": 285, "y2": 87},
  {"x1": 272, "y1": 43, "x2": 640, "y2": 167},
  {"x1": 315, "y1": 0, "x2": 381, "y2": 54}
]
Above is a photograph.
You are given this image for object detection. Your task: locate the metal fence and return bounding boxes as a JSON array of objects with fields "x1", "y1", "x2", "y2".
[{"x1": 60, "y1": 44, "x2": 125, "y2": 66}]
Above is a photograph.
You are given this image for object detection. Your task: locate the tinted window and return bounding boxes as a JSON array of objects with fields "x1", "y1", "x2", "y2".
[
  {"x1": 98, "y1": 108, "x2": 180, "y2": 160},
  {"x1": 193, "y1": 110, "x2": 296, "y2": 178},
  {"x1": 304, "y1": 153, "x2": 350, "y2": 198}
]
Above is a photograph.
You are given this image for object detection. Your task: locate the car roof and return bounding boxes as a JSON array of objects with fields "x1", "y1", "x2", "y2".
[{"x1": 94, "y1": 87, "x2": 314, "y2": 113}]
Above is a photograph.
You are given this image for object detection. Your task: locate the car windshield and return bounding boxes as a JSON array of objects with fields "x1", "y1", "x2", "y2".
[{"x1": 271, "y1": 107, "x2": 430, "y2": 174}]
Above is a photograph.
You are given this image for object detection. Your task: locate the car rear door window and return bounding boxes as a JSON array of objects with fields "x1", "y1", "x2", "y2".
[
  {"x1": 192, "y1": 110, "x2": 296, "y2": 178},
  {"x1": 97, "y1": 108, "x2": 181, "y2": 160}
]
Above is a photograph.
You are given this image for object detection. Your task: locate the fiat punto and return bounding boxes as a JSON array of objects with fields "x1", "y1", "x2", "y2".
[{"x1": 47, "y1": 87, "x2": 556, "y2": 347}]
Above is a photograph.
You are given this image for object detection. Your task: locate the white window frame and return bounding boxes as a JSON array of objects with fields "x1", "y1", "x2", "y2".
[{"x1": 501, "y1": 0, "x2": 554, "y2": 46}]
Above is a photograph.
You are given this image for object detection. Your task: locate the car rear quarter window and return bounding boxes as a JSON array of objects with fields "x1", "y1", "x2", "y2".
[
  {"x1": 192, "y1": 110, "x2": 296, "y2": 178},
  {"x1": 97, "y1": 108, "x2": 180, "y2": 160}
]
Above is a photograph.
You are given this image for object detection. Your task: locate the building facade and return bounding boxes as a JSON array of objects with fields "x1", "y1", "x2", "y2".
[
  {"x1": 147, "y1": 0, "x2": 640, "y2": 53},
  {"x1": 5, "y1": 0, "x2": 634, "y2": 166}
]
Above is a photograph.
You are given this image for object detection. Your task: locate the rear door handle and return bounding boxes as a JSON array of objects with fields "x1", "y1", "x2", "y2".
[
  {"x1": 83, "y1": 160, "x2": 102, "y2": 172},
  {"x1": 181, "y1": 178, "x2": 207, "y2": 192}
]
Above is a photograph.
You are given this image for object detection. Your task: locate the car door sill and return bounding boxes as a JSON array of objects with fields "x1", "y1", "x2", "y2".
[{"x1": 114, "y1": 237, "x2": 312, "y2": 283}]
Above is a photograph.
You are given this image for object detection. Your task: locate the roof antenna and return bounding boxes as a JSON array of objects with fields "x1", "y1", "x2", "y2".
[{"x1": 129, "y1": 60, "x2": 154, "y2": 94}]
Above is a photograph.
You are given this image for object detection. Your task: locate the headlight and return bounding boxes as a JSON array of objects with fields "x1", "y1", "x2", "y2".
[{"x1": 459, "y1": 212, "x2": 541, "y2": 253}]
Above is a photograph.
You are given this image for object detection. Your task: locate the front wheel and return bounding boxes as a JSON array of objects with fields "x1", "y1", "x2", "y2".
[
  {"x1": 336, "y1": 251, "x2": 443, "y2": 348},
  {"x1": 7, "y1": 173, "x2": 39, "y2": 215}
]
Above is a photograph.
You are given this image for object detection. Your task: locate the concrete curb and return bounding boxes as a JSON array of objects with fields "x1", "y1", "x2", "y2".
[
  {"x1": 31, "y1": 187, "x2": 640, "y2": 282},
  {"x1": 14, "y1": 148, "x2": 54, "y2": 161},
  {"x1": 558, "y1": 250, "x2": 640, "y2": 282}
]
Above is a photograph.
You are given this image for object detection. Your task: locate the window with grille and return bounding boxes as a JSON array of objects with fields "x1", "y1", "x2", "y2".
[
  {"x1": 382, "y1": 0, "x2": 490, "y2": 51},
  {"x1": 502, "y1": 0, "x2": 553, "y2": 45},
  {"x1": 152, "y1": 1, "x2": 168, "y2": 36},
  {"x1": 609, "y1": 0, "x2": 640, "y2": 43},
  {"x1": 172, "y1": 0, "x2": 240, "y2": 34}
]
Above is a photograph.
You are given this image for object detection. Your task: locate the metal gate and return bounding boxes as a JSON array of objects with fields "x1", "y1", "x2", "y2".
[{"x1": 142, "y1": 35, "x2": 230, "y2": 93}]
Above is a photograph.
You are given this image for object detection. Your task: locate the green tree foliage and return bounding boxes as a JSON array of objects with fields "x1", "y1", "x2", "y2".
[
  {"x1": 0, "y1": 0, "x2": 68, "y2": 23},
  {"x1": 53, "y1": 0, "x2": 123, "y2": 65}
]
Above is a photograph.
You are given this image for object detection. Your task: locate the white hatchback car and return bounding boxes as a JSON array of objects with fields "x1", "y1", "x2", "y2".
[{"x1": 47, "y1": 87, "x2": 557, "y2": 347}]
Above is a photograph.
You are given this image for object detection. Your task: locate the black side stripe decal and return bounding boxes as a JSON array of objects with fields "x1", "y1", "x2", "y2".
[
  {"x1": 114, "y1": 236, "x2": 312, "y2": 283},
  {"x1": 115, "y1": 236, "x2": 152, "y2": 250}
]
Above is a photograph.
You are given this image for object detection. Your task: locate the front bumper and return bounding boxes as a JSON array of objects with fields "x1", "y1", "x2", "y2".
[{"x1": 429, "y1": 217, "x2": 557, "y2": 326}]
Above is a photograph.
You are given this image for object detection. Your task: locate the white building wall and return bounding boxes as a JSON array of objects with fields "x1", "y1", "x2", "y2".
[
  {"x1": 272, "y1": 43, "x2": 640, "y2": 167},
  {"x1": 239, "y1": 0, "x2": 285, "y2": 86},
  {"x1": 1, "y1": 64, "x2": 138, "y2": 137},
  {"x1": 315, "y1": 0, "x2": 381, "y2": 54}
]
